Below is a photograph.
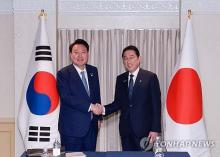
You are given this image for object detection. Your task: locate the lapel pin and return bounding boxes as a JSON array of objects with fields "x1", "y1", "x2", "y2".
[
  {"x1": 90, "y1": 73, "x2": 94, "y2": 77},
  {"x1": 139, "y1": 80, "x2": 142, "y2": 83}
]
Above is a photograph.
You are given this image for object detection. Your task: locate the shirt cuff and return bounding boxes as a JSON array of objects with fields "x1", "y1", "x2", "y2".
[
  {"x1": 102, "y1": 107, "x2": 106, "y2": 115},
  {"x1": 88, "y1": 103, "x2": 92, "y2": 112}
]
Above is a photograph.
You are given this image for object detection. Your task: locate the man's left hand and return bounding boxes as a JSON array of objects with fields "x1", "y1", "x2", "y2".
[{"x1": 148, "y1": 131, "x2": 158, "y2": 143}]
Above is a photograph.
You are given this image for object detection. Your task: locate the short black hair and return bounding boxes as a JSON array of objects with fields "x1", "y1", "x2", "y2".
[
  {"x1": 69, "y1": 39, "x2": 89, "y2": 53},
  {"x1": 122, "y1": 45, "x2": 140, "y2": 58}
]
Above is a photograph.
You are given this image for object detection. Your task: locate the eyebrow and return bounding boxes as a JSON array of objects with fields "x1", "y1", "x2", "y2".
[{"x1": 124, "y1": 55, "x2": 135, "y2": 57}]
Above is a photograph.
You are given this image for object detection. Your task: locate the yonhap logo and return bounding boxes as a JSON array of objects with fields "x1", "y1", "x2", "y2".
[{"x1": 140, "y1": 137, "x2": 154, "y2": 151}]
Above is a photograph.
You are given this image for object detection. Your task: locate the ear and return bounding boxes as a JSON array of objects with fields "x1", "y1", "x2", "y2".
[
  {"x1": 139, "y1": 55, "x2": 142, "y2": 63},
  {"x1": 87, "y1": 51, "x2": 90, "y2": 58},
  {"x1": 69, "y1": 52, "x2": 73, "y2": 60}
]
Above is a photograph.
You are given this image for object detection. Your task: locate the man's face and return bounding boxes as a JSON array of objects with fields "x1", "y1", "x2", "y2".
[
  {"x1": 123, "y1": 50, "x2": 140, "y2": 73},
  {"x1": 70, "y1": 44, "x2": 89, "y2": 70}
]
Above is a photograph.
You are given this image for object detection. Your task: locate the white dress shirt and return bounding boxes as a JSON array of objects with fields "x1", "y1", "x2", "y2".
[
  {"x1": 73, "y1": 64, "x2": 90, "y2": 92},
  {"x1": 128, "y1": 67, "x2": 140, "y2": 87},
  {"x1": 73, "y1": 64, "x2": 92, "y2": 112}
]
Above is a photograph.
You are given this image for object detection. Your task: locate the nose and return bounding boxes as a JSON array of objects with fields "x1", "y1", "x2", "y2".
[
  {"x1": 78, "y1": 52, "x2": 83, "y2": 57},
  {"x1": 127, "y1": 59, "x2": 132, "y2": 64}
]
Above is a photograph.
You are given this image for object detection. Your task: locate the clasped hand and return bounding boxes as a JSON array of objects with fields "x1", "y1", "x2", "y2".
[{"x1": 91, "y1": 103, "x2": 104, "y2": 115}]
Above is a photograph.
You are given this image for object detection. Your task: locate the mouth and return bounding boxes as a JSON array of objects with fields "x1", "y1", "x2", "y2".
[
  {"x1": 127, "y1": 64, "x2": 132, "y2": 68},
  {"x1": 77, "y1": 59, "x2": 84, "y2": 62}
]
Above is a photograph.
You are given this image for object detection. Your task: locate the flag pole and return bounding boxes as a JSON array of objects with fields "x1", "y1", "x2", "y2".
[{"x1": 188, "y1": 9, "x2": 192, "y2": 19}]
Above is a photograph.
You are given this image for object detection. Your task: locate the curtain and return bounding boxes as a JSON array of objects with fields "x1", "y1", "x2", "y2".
[{"x1": 57, "y1": 29, "x2": 180, "y2": 151}]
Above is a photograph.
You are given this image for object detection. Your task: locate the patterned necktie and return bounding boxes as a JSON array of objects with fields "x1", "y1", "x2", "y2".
[
  {"x1": 128, "y1": 74, "x2": 134, "y2": 100},
  {"x1": 81, "y1": 71, "x2": 90, "y2": 96}
]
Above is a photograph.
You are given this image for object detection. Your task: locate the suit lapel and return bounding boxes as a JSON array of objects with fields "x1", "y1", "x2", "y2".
[
  {"x1": 69, "y1": 65, "x2": 81, "y2": 83},
  {"x1": 132, "y1": 69, "x2": 143, "y2": 100},
  {"x1": 122, "y1": 72, "x2": 129, "y2": 99},
  {"x1": 86, "y1": 65, "x2": 94, "y2": 98},
  {"x1": 70, "y1": 65, "x2": 90, "y2": 99}
]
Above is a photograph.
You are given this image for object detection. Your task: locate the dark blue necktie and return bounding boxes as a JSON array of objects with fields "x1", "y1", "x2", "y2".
[{"x1": 128, "y1": 74, "x2": 134, "y2": 100}]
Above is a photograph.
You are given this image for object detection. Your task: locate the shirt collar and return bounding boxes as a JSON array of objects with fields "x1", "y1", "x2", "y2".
[
  {"x1": 73, "y1": 64, "x2": 87, "y2": 74},
  {"x1": 129, "y1": 67, "x2": 140, "y2": 78}
]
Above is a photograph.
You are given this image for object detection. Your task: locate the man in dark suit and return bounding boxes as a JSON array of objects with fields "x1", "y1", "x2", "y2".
[
  {"x1": 57, "y1": 39, "x2": 102, "y2": 151},
  {"x1": 104, "y1": 45, "x2": 161, "y2": 151}
]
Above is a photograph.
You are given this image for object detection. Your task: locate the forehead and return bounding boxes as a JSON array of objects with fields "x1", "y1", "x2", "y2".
[
  {"x1": 72, "y1": 44, "x2": 87, "y2": 51},
  {"x1": 123, "y1": 50, "x2": 138, "y2": 57}
]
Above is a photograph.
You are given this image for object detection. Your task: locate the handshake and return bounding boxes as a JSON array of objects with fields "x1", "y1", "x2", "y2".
[{"x1": 90, "y1": 103, "x2": 104, "y2": 115}]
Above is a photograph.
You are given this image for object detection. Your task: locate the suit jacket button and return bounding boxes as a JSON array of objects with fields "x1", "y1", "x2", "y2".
[{"x1": 129, "y1": 105, "x2": 132, "y2": 107}]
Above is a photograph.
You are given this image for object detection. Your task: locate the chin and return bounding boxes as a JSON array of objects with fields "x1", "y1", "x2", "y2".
[{"x1": 128, "y1": 69, "x2": 134, "y2": 73}]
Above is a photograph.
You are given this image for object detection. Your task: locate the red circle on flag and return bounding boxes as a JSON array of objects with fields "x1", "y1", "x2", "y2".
[{"x1": 166, "y1": 68, "x2": 203, "y2": 124}]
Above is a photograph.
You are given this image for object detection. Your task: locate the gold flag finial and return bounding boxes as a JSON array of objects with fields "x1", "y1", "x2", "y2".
[
  {"x1": 38, "y1": 9, "x2": 47, "y2": 18},
  {"x1": 188, "y1": 9, "x2": 192, "y2": 19}
]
